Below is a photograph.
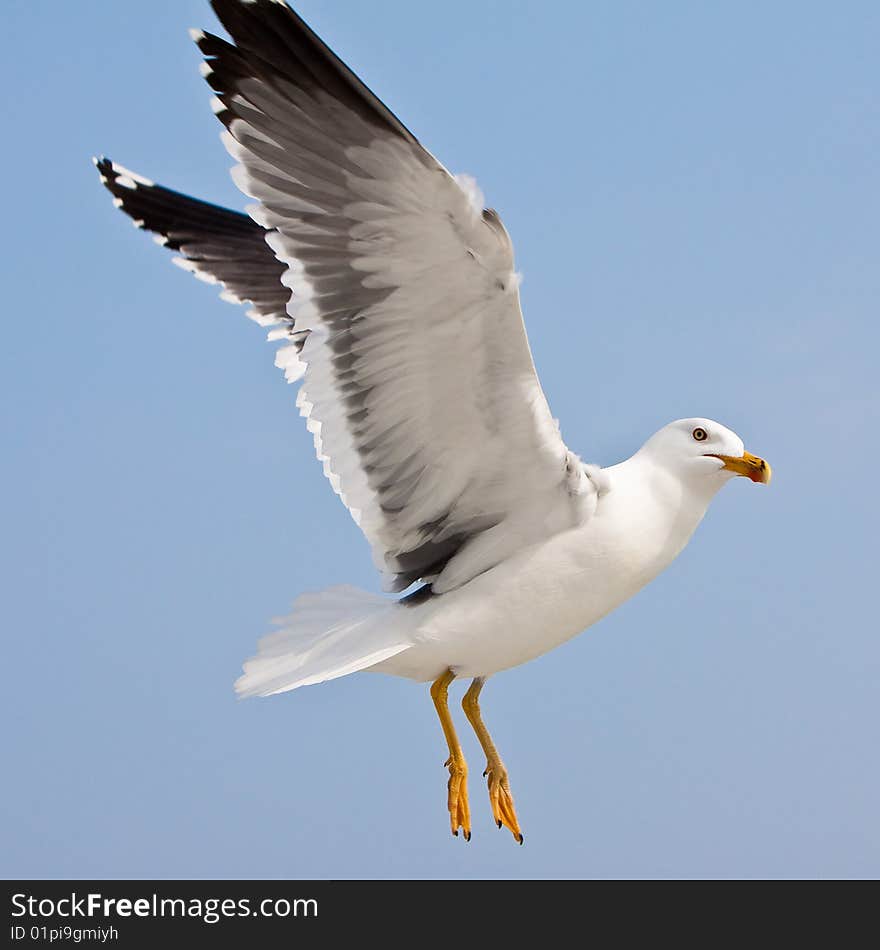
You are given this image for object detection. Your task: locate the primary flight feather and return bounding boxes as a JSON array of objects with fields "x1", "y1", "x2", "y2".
[{"x1": 96, "y1": 0, "x2": 770, "y2": 843}]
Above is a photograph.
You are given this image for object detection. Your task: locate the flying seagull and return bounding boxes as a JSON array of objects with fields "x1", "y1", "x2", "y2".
[{"x1": 96, "y1": 0, "x2": 771, "y2": 843}]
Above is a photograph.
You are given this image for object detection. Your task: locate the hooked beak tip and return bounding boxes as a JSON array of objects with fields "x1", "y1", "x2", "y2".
[{"x1": 707, "y1": 451, "x2": 772, "y2": 485}]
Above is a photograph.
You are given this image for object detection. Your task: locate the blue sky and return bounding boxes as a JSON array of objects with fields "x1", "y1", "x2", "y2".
[{"x1": 3, "y1": 0, "x2": 878, "y2": 879}]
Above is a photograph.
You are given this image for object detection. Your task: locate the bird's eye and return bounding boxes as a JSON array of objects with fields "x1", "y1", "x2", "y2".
[{"x1": 692, "y1": 427, "x2": 708, "y2": 442}]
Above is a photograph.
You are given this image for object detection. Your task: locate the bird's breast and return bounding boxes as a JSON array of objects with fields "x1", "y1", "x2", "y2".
[
  {"x1": 401, "y1": 477, "x2": 706, "y2": 679},
  {"x1": 401, "y1": 523, "x2": 659, "y2": 679}
]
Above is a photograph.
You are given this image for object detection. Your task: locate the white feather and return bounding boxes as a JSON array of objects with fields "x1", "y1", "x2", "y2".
[{"x1": 235, "y1": 586, "x2": 410, "y2": 696}]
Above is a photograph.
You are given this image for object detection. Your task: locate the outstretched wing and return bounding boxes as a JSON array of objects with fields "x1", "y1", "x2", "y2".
[{"x1": 194, "y1": 0, "x2": 593, "y2": 593}]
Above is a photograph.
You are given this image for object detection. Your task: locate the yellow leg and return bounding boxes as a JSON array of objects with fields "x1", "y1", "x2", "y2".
[
  {"x1": 430, "y1": 669, "x2": 471, "y2": 840},
  {"x1": 462, "y1": 677, "x2": 523, "y2": 844}
]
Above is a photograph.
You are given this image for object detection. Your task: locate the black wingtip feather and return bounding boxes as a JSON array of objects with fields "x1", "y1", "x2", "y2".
[
  {"x1": 93, "y1": 156, "x2": 292, "y2": 325},
  {"x1": 202, "y1": 0, "x2": 419, "y2": 143},
  {"x1": 94, "y1": 156, "x2": 259, "y2": 248}
]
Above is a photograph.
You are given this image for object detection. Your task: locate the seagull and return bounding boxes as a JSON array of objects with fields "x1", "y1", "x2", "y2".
[{"x1": 95, "y1": 0, "x2": 771, "y2": 843}]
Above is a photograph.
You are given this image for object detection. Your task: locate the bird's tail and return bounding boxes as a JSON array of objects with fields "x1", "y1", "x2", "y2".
[{"x1": 234, "y1": 585, "x2": 412, "y2": 698}]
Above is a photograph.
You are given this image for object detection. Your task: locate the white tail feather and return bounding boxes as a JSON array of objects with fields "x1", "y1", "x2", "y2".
[{"x1": 235, "y1": 585, "x2": 411, "y2": 697}]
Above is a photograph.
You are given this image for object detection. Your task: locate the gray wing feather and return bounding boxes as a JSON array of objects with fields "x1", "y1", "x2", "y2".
[{"x1": 196, "y1": 0, "x2": 591, "y2": 593}]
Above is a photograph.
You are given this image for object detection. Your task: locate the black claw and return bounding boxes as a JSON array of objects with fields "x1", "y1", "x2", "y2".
[
  {"x1": 517, "y1": 834, "x2": 524, "y2": 845},
  {"x1": 465, "y1": 831, "x2": 471, "y2": 842},
  {"x1": 452, "y1": 829, "x2": 458, "y2": 837},
  {"x1": 496, "y1": 820, "x2": 502, "y2": 829},
  {"x1": 483, "y1": 768, "x2": 488, "y2": 777}
]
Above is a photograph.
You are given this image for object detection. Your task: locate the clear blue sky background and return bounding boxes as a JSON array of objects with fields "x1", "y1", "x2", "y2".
[{"x1": 3, "y1": 0, "x2": 878, "y2": 879}]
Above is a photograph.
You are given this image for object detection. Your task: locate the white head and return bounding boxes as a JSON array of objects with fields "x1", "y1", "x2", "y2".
[{"x1": 640, "y1": 418, "x2": 771, "y2": 492}]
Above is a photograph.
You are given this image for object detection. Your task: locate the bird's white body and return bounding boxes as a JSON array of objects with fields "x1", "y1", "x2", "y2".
[
  {"x1": 375, "y1": 447, "x2": 720, "y2": 681},
  {"x1": 234, "y1": 426, "x2": 753, "y2": 697}
]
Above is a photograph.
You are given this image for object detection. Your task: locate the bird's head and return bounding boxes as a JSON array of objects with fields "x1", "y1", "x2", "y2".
[{"x1": 641, "y1": 418, "x2": 771, "y2": 489}]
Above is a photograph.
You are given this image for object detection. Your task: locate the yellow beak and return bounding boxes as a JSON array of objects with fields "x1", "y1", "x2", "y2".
[{"x1": 707, "y1": 450, "x2": 772, "y2": 485}]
